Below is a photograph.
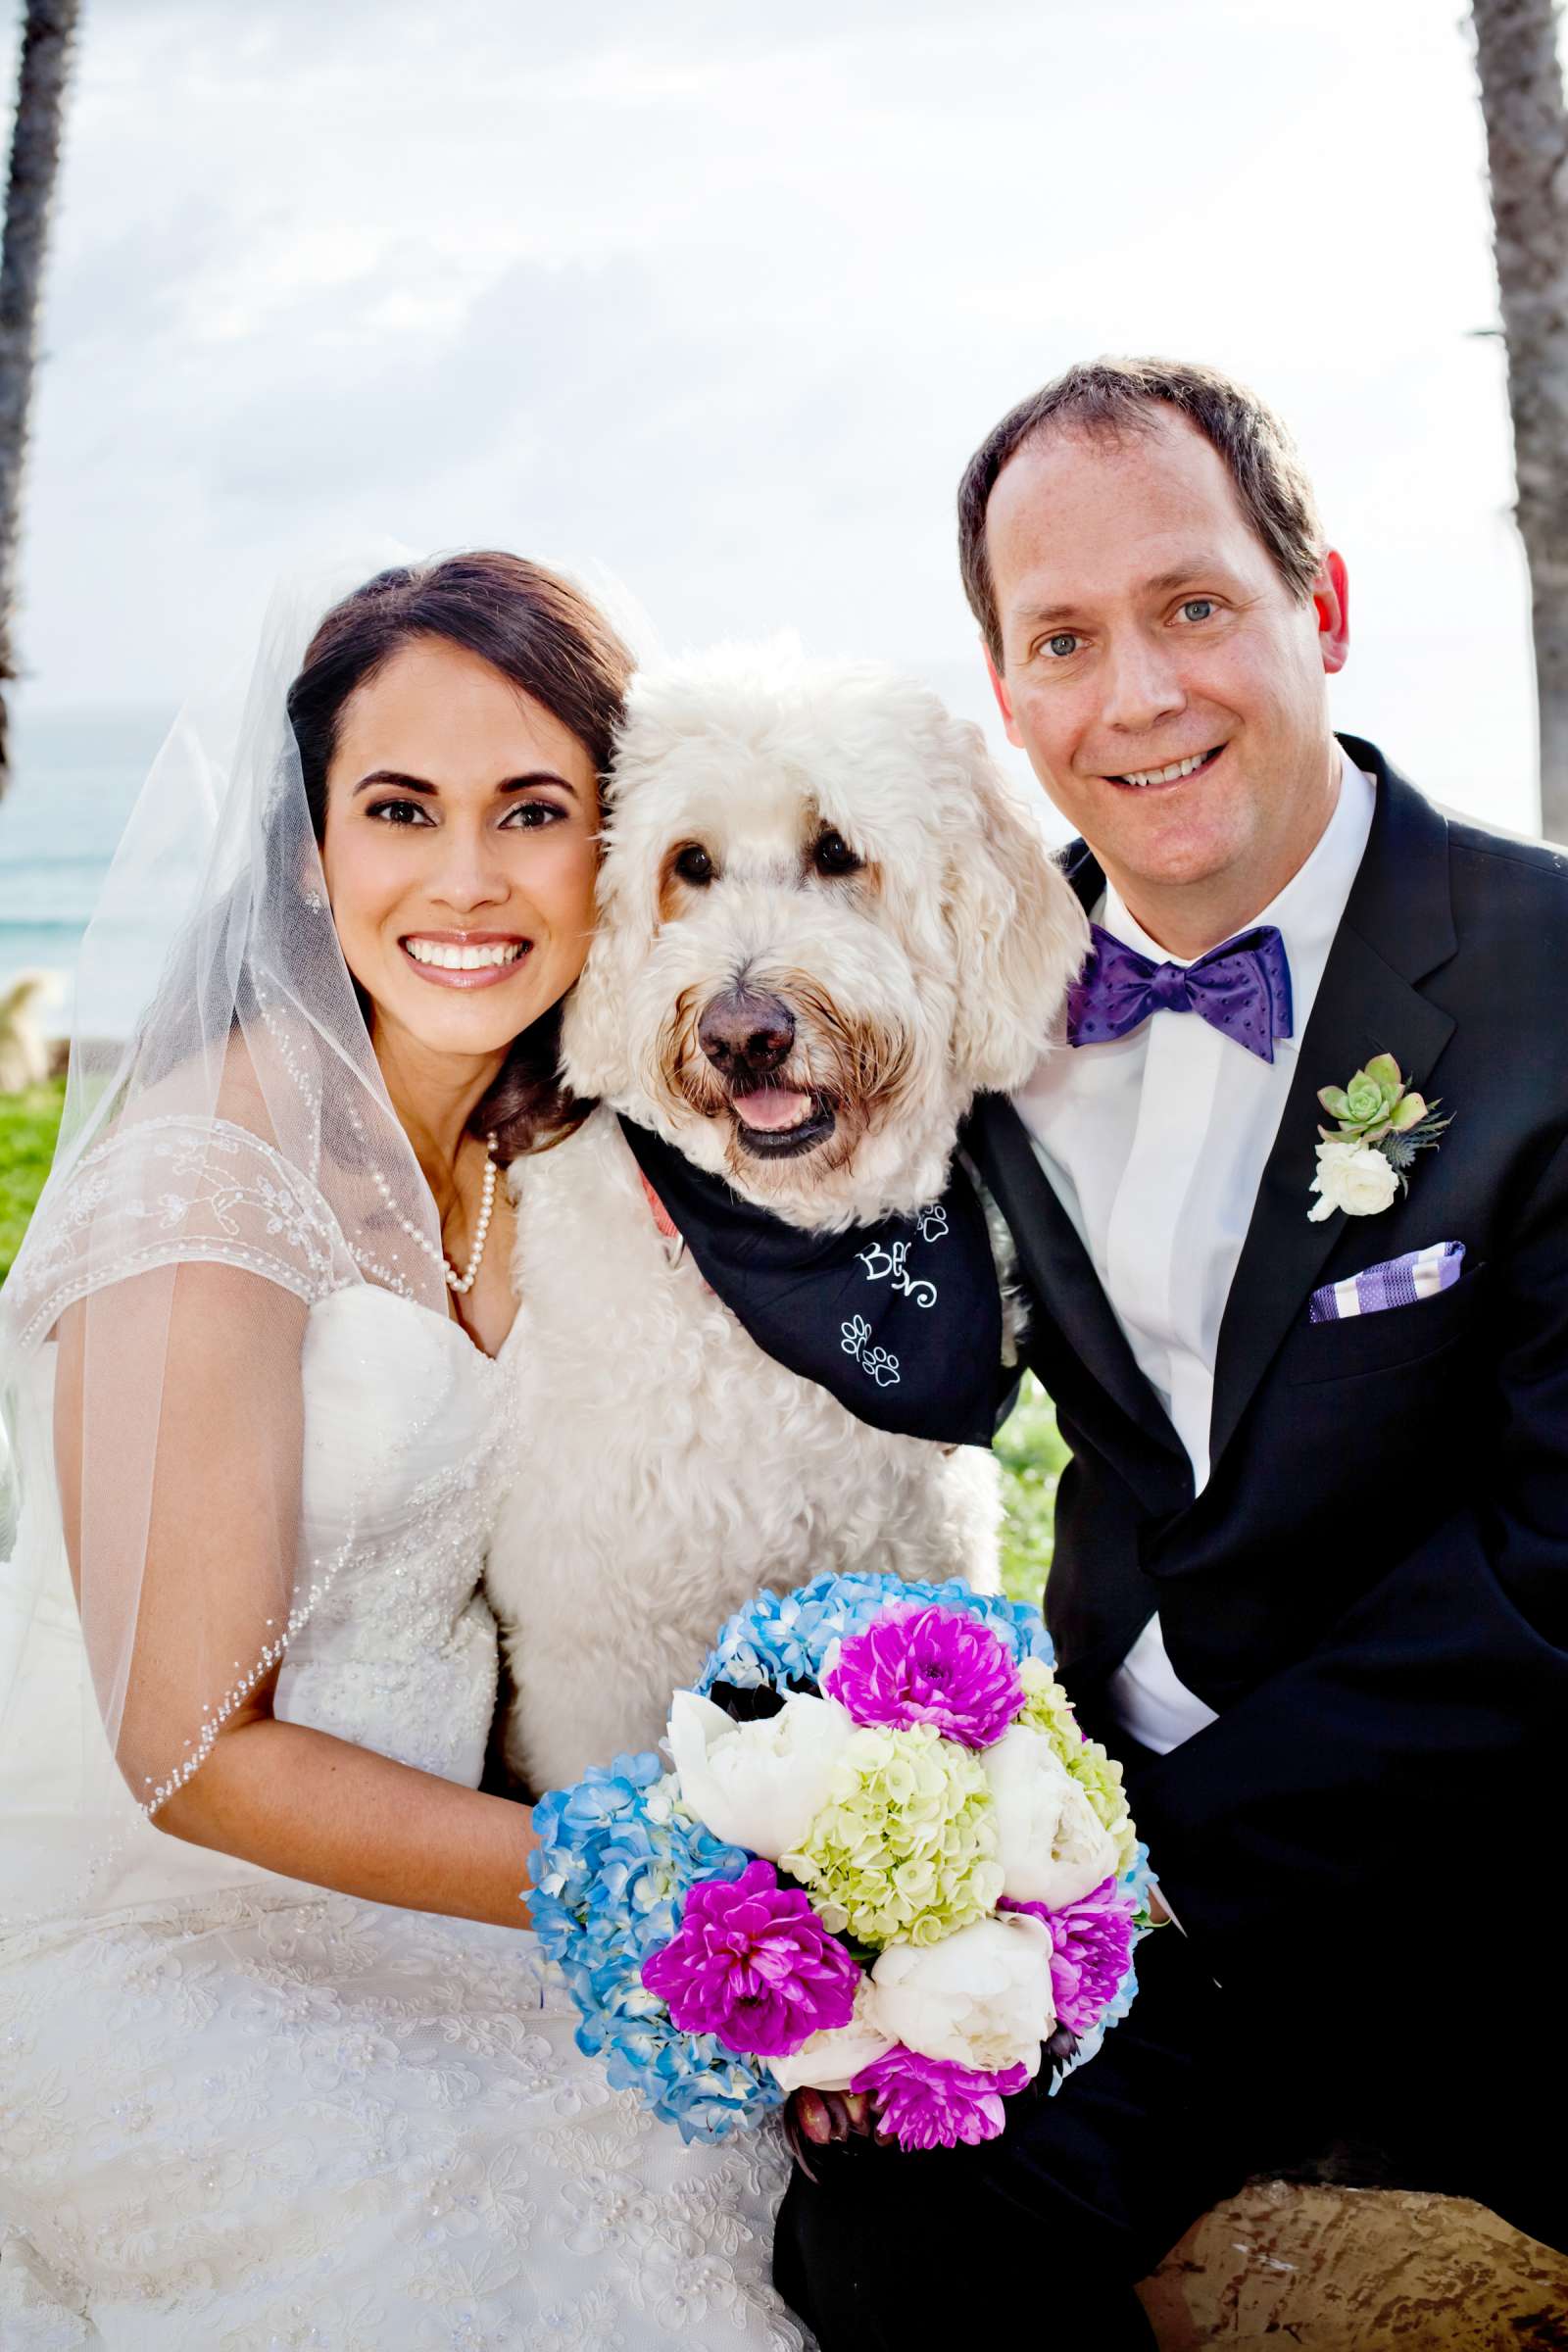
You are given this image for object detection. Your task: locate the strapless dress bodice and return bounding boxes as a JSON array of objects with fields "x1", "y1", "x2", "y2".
[{"x1": 272, "y1": 1284, "x2": 519, "y2": 1786}]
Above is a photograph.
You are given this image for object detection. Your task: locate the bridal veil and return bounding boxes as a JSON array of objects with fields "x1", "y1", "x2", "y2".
[{"x1": 0, "y1": 566, "x2": 455, "y2": 1925}]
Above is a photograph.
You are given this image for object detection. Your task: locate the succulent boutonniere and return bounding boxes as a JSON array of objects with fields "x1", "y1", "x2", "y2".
[{"x1": 1307, "y1": 1052, "x2": 1450, "y2": 1223}]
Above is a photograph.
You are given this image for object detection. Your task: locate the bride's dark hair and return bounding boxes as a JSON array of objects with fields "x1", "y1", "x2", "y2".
[{"x1": 286, "y1": 552, "x2": 634, "y2": 1159}]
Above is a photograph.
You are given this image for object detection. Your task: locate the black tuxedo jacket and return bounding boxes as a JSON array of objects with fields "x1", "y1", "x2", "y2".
[{"x1": 967, "y1": 737, "x2": 1568, "y2": 2025}]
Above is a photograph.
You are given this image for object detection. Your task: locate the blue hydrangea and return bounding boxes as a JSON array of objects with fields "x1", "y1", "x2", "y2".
[
  {"x1": 695, "y1": 1570, "x2": 1055, "y2": 1699},
  {"x1": 526, "y1": 1752, "x2": 783, "y2": 2143}
]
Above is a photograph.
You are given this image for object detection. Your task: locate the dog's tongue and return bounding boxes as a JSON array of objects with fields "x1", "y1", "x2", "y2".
[{"x1": 733, "y1": 1088, "x2": 812, "y2": 1132}]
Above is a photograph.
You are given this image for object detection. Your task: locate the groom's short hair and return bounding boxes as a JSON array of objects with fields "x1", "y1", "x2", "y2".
[{"x1": 957, "y1": 357, "x2": 1324, "y2": 664}]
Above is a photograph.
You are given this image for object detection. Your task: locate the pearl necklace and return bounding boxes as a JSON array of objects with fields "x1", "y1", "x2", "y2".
[{"x1": 372, "y1": 1134, "x2": 500, "y2": 1297}]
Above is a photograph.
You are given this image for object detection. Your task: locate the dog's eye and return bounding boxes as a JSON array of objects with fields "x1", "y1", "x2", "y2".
[
  {"x1": 673, "y1": 844, "x2": 715, "y2": 886},
  {"x1": 811, "y1": 829, "x2": 863, "y2": 878}
]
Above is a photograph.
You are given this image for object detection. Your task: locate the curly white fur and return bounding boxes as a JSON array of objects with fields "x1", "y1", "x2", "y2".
[{"x1": 486, "y1": 650, "x2": 1087, "y2": 1794}]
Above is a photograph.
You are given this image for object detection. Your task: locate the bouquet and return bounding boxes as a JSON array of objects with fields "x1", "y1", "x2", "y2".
[{"x1": 527, "y1": 1572, "x2": 1152, "y2": 2150}]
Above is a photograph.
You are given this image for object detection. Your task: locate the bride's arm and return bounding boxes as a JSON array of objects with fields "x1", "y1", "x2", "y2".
[
  {"x1": 151, "y1": 1714, "x2": 536, "y2": 1930},
  {"x1": 53, "y1": 1259, "x2": 535, "y2": 1931}
]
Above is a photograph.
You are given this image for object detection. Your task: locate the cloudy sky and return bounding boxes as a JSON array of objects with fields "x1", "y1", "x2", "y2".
[{"x1": 5, "y1": 0, "x2": 1548, "y2": 831}]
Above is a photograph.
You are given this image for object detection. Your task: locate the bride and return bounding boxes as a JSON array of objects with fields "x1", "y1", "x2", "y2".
[{"x1": 0, "y1": 554, "x2": 808, "y2": 2349}]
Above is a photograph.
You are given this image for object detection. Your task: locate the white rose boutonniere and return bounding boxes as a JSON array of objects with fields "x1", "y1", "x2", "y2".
[
  {"x1": 1309, "y1": 1137, "x2": 1401, "y2": 1221},
  {"x1": 1307, "y1": 1052, "x2": 1450, "y2": 1224}
]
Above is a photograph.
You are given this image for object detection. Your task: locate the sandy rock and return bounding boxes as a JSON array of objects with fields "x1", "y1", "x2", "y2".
[{"x1": 1137, "y1": 2181, "x2": 1568, "y2": 2350}]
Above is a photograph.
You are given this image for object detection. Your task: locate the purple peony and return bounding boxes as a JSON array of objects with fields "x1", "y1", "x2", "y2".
[
  {"x1": 640, "y1": 1859, "x2": 860, "y2": 2059},
  {"x1": 849, "y1": 2044, "x2": 1032, "y2": 2151},
  {"x1": 823, "y1": 1603, "x2": 1025, "y2": 1749},
  {"x1": 1002, "y1": 1876, "x2": 1137, "y2": 2037}
]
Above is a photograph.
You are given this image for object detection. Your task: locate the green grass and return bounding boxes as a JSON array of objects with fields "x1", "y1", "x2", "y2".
[
  {"x1": 996, "y1": 1369, "x2": 1067, "y2": 1605},
  {"x1": 0, "y1": 1077, "x2": 66, "y2": 1283},
  {"x1": 0, "y1": 1079, "x2": 1070, "y2": 1592}
]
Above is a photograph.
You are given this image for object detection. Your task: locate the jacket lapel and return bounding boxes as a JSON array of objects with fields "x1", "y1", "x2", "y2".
[
  {"x1": 1206, "y1": 742, "x2": 1458, "y2": 1472},
  {"x1": 967, "y1": 837, "x2": 1190, "y2": 1506},
  {"x1": 967, "y1": 1092, "x2": 1186, "y2": 1471}
]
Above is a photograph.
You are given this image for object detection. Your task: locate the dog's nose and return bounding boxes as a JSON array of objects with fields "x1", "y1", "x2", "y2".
[{"x1": 697, "y1": 989, "x2": 795, "y2": 1079}]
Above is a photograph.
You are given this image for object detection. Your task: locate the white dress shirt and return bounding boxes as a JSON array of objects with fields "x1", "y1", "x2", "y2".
[{"x1": 1014, "y1": 748, "x2": 1376, "y2": 1753}]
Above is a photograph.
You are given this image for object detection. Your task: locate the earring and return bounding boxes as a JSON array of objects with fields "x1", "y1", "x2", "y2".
[{"x1": 302, "y1": 886, "x2": 325, "y2": 911}]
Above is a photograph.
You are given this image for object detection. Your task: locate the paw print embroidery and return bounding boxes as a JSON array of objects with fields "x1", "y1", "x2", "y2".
[
  {"x1": 915, "y1": 1204, "x2": 949, "y2": 1246},
  {"x1": 841, "y1": 1315, "x2": 902, "y2": 1386}
]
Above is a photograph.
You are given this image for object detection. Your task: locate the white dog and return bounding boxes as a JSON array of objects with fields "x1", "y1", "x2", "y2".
[{"x1": 486, "y1": 650, "x2": 1087, "y2": 1794}]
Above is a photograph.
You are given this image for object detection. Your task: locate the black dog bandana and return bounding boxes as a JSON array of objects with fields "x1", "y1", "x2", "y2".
[{"x1": 618, "y1": 1116, "x2": 1002, "y2": 1446}]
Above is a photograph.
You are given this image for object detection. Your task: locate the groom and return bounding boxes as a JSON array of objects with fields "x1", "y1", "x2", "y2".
[{"x1": 775, "y1": 358, "x2": 1568, "y2": 2345}]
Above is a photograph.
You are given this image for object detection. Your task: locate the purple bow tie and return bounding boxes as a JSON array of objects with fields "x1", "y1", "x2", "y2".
[{"x1": 1066, "y1": 922, "x2": 1294, "y2": 1064}]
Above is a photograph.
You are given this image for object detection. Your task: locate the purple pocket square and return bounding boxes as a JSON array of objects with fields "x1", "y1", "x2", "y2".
[{"x1": 1308, "y1": 1242, "x2": 1465, "y2": 1324}]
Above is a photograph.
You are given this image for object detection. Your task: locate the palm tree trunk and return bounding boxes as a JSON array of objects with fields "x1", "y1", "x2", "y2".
[
  {"x1": 1472, "y1": 0, "x2": 1568, "y2": 843},
  {"x1": 0, "y1": 0, "x2": 80, "y2": 795}
]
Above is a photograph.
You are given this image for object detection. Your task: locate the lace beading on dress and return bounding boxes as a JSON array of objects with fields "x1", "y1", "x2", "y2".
[{"x1": 3, "y1": 1115, "x2": 358, "y2": 1356}]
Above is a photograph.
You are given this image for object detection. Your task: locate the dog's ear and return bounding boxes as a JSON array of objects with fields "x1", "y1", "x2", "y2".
[
  {"x1": 559, "y1": 826, "x2": 655, "y2": 1101},
  {"x1": 941, "y1": 723, "x2": 1089, "y2": 1094}
]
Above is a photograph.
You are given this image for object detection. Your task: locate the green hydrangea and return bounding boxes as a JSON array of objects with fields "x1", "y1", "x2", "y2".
[
  {"x1": 1066, "y1": 1740, "x2": 1139, "y2": 1877},
  {"x1": 1016, "y1": 1658, "x2": 1082, "y2": 1754},
  {"x1": 780, "y1": 1722, "x2": 1001, "y2": 1949},
  {"x1": 1017, "y1": 1659, "x2": 1138, "y2": 1875}
]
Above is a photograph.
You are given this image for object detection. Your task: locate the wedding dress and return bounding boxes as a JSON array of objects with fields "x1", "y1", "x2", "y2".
[
  {"x1": 0, "y1": 569, "x2": 808, "y2": 2351},
  {"x1": 0, "y1": 1155, "x2": 805, "y2": 2350}
]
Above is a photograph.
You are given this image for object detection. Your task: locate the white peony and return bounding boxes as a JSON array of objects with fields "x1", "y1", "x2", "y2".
[
  {"x1": 766, "y1": 1982, "x2": 894, "y2": 2096},
  {"x1": 665, "y1": 1689, "x2": 856, "y2": 1860},
  {"x1": 982, "y1": 1722, "x2": 1119, "y2": 1908},
  {"x1": 1308, "y1": 1137, "x2": 1400, "y2": 1223},
  {"x1": 868, "y1": 1911, "x2": 1055, "y2": 2077}
]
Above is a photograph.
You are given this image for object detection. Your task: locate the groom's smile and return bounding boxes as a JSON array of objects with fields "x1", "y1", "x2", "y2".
[{"x1": 1106, "y1": 743, "x2": 1226, "y2": 791}]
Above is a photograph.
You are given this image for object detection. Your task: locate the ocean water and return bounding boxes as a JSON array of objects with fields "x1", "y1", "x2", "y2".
[{"x1": 0, "y1": 704, "x2": 177, "y2": 1038}]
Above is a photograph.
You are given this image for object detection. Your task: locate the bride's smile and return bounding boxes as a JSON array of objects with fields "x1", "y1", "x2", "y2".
[{"x1": 401, "y1": 931, "x2": 529, "y2": 983}]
